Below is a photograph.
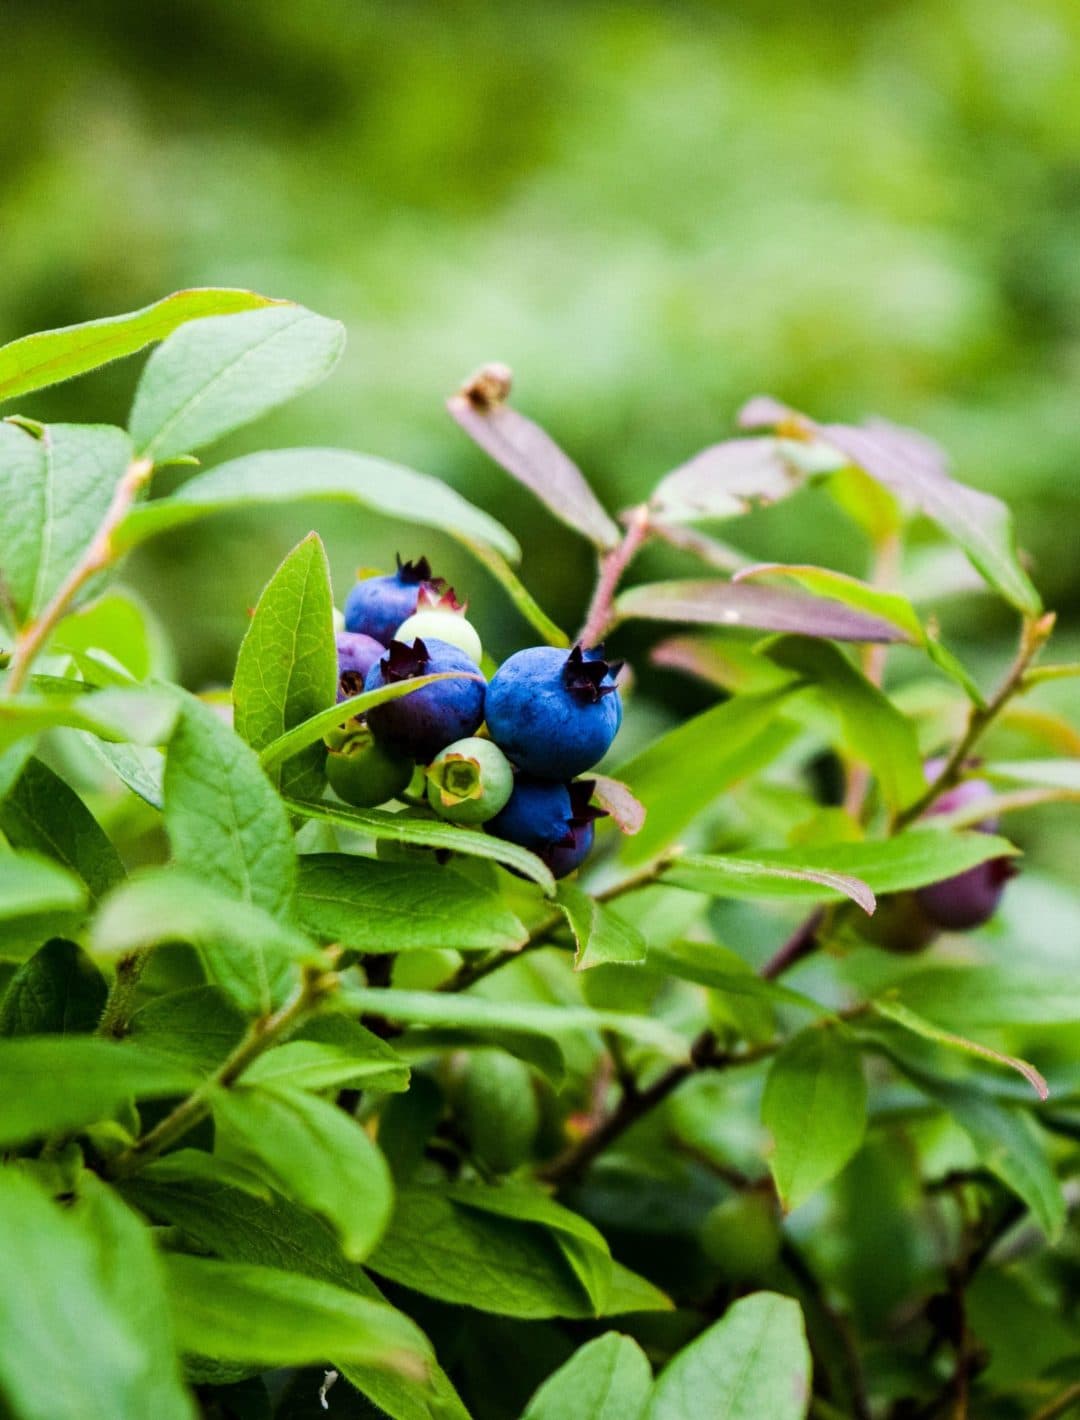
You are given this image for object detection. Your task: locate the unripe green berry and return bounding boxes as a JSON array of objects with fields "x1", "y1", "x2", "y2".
[
  {"x1": 325, "y1": 729, "x2": 413, "y2": 808},
  {"x1": 395, "y1": 609, "x2": 482, "y2": 666},
  {"x1": 426, "y1": 737, "x2": 513, "y2": 824},
  {"x1": 701, "y1": 1192, "x2": 781, "y2": 1279},
  {"x1": 455, "y1": 1048, "x2": 539, "y2": 1173},
  {"x1": 332, "y1": 606, "x2": 346, "y2": 634}
]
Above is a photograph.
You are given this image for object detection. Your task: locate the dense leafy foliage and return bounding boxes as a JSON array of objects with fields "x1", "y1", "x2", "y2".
[{"x1": 1, "y1": 295, "x2": 1078, "y2": 1419}]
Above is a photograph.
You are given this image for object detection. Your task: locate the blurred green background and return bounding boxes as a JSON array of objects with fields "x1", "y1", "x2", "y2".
[{"x1": 4, "y1": 0, "x2": 1079, "y2": 695}]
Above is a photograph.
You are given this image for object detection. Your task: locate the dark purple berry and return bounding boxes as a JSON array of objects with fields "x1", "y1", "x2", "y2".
[
  {"x1": 486, "y1": 777, "x2": 607, "y2": 878},
  {"x1": 485, "y1": 644, "x2": 623, "y2": 780},
  {"x1": 364, "y1": 637, "x2": 485, "y2": 763},
  {"x1": 914, "y1": 763, "x2": 1015, "y2": 931},
  {"x1": 343, "y1": 555, "x2": 442, "y2": 644},
  {"x1": 335, "y1": 631, "x2": 385, "y2": 703}
]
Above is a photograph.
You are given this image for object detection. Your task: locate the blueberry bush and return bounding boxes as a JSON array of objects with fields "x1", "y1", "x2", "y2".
[{"x1": 1, "y1": 292, "x2": 1079, "y2": 1420}]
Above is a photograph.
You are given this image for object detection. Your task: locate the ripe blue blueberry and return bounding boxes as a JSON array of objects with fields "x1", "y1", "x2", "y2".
[
  {"x1": 335, "y1": 631, "x2": 385, "y2": 703},
  {"x1": 485, "y1": 644, "x2": 623, "y2": 780},
  {"x1": 486, "y1": 777, "x2": 607, "y2": 878},
  {"x1": 914, "y1": 768, "x2": 1015, "y2": 930},
  {"x1": 343, "y1": 555, "x2": 441, "y2": 645},
  {"x1": 364, "y1": 637, "x2": 485, "y2": 763}
]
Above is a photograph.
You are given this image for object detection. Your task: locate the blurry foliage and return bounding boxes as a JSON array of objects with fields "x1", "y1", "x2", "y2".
[{"x1": 3, "y1": 0, "x2": 1080, "y2": 678}]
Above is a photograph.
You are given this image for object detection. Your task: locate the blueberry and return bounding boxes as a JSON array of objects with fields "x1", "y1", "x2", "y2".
[
  {"x1": 364, "y1": 637, "x2": 485, "y2": 763},
  {"x1": 485, "y1": 777, "x2": 573, "y2": 852},
  {"x1": 913, "y1": 763, "x2": 1015, "y2": 931},
  {"x1": 343, "y1": 555, "x2": 441, "y2": 644},
  {"x1": 486, "y1": 777, "x2": 607, "y2": 878},
  {"x1": 538, "y1": 819, "x2": 596, "y2": 879},
  {"x1": 426, "y1": 736, "x2": 513, "y2": 824},
  {"x1": 335, "y1": 631, "x2": 385, "y2": 703},
  {"x1": 485, "y1": 644, "x2": 623, "y2": 780}
]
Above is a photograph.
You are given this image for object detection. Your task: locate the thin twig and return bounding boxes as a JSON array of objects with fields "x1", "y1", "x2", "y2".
[
  {"x1": 96, "y1": 950, "x2": 151, "y2": 1040},
  {"x1": 578, "y1": 504, "x2": 651, "y2": 648},
  {"x1": 759, "y1": 907, "x2": 826, "y2": 980},
  {"x1": 5, "y1": 455, "x2": 155, "y2": 693},
  {"x1": 1031, "y1": 1381, "x2": 1080, "y2": 1420},
  {"x1": 781, "y1": 1239, "x2": 872, "y2": 1420},
  {"x1": 108, "y1": 965, "x2": 335, "y2": 1179},
  {"x1": 893, "y1": 611, "x2": 1055, "y2": 832}
]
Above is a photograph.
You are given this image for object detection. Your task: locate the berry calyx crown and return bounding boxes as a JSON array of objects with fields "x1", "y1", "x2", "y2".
[
  {"x1": 556, "y1": 779, "x2": 609, "y2": 845},
  {"x1": 380, "y1": 638, "x2": 431, "y2": 681},
  {"x1": 415, "y1": 583, "x2": 467, "y2": 614},
  {"x1": 562, "y1": 645, "x2": 623, "y2": 704},
  {"x1": 395, "y1": 553, "x2": 442, "y2": 588}
]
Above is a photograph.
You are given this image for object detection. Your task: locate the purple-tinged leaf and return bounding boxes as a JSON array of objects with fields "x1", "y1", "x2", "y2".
[
  {"x1": 736, "y1": 397, "x2": 1041, "y2": 616},
  {"x1": 733, "y1": 563, "x2": 922, "y2": 643},
  {"x1": 614, "y1": 579, "x2": 907, "y2": 643},
  {"x1": 647, "y1": 521, "x2": 751, "y2": 572},
  {"x1": 650, "y1": 635, "x2": 796, "y2": 694},
  {"x1": 447, "y1": 366, "x2": 620, "y2": 550},
  {"x1": 590, "y1": 775, "x2": 645, "y2": 835},
  {"x1": 649, "y1": 436, "x2": 841, "y2": 523}
]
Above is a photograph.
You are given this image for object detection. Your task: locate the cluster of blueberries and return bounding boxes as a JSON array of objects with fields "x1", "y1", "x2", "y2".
[{"x1": 325, "y1": 556, "x2": 622, "y2": 878}]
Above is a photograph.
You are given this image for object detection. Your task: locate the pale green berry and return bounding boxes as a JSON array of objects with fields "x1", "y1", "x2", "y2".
[
  {"x1": 426, "y1": 736, "x2": 513, "y2": 824},
  {"x1": 332, "y1": 606, "x2": 346, "y2": 634},
  {"x1": 395, "y1": 609, "x2": 482, "y2": 666},
  {"x1": 325, "y1": 726, "x2": 413, "y2": 808}
]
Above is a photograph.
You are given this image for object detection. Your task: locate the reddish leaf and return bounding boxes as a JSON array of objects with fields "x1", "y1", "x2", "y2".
[{"x1": 447, "y1": 366, "x2": 620, "y2": 550}]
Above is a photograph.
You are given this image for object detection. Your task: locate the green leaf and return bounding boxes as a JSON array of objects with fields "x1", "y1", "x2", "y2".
[
  {"x1": 0, "y1": 1170, "x2": 195, "y2": 1420},
  {"x1": 233, "y1": 532, "x2": 337, "y2": 801},
  {"x1": 612, "y1": 687, "x2": 803, "y2": 866},
  {"x1": 0, "y1": 421, "x2": 133, "y2": 625},
  {"x1": 663, "y1": 853, "x2": 875, "y2": 914},
  {"x1": 129, "y1": 305, "x2": 345, "y2": 461},
  {"x1": 443, "y1": 1181, "x2": 623, "y2": 1314},
  {"x1": 763, "y1": 637, "x2": 925, "y2": 810},
  {"x1": 286, "y1": 796, "x2": 555, "y2": 895},
  {"x1": 645, "y1": 939, "x2": 823, "y2": 1016},
  {"x1": 53, "y1": 589, "x2": 164, "y2": 681},
  {"x1": 243, "y1": 1037, "x2": 409, "y2": 1093},
  {"x1": 162, "y1": 1255, "x2": 429, "y2": 1379},
  {"x1": 260, "y1": 671, "x2": 481, "y2": 771},
  {"x1": 0, "y1": 1035, "x2": 197, "y2": 1146},
  {"x1": 0, "y1": 685, "x2": 178, "y2": 754},
  {"x1": 522, "y1": 1333, "x2": 653, "y2": 1420},
  {"x1": 896, "y1": 966, "x2": 1080, "y2": 1029},
  {"x1": 165, "y1": 694, "x2": 297, "y2": 920},
  {"x1": 116, "y1": 1176, "x2": 470, "y2": 1420},
  {"x1": 0, "y1": 851, "x2": 87, "y2": 923},
  {"x1": 368, "y1": 1185, "x2": 600, "y2": 1319},
  {"x1": 556, "y1": 882, "x2": 647, "y2": 969},
  {"x1": 986, "y1": 758, "x2": 1080, "y2": 791},
  {"x1": 340, "y1": 986, "x2": 690, "y2": 1060},
  {"x1": 297, "y1": 853, "x2": 527, "y2": 954},
  {"x1": 911, "y1": 1072, "x2": 1065, "y2": 1240},
  {"x1": 713, "y1": 828, "x2": 1020, "y2": 896},
  {"x1": 615, "y1": 580, "x2": 909, "y2": 643},
  {"x1": 457, "y1": 535, "x2": 570, "y2": 646},
  {"x1": 211, "y1": 1083, "x2": 394, "y2": 1261},
  {"x1": 139, "y1": 1150, "x2": 273, "y2": 1200},
  {"x1": 114, "y1": 447, "x2": 520, "y2": 561},
  {"x1": 126, "y1": 985, "x2": 246, "y2": 1072},
  {"x1": 647, "y1": 1291, "x2": 811, "y2": 1420},
  {"x1": 762, "y1": 1027, "x2": 867, "y2": 1211},
  {"x1": 0, "y1": 756, "x2": 125, "y2": 901},
  {"x1": 82, "y1": 738, "x2": 166, "y2": 808},
  {"x1": 92, "y1": 871, "x2": 321, "y2": 1015},
  {"x1": 871, "y1": 998, "x2": 1047, "y2": 1100},
  {"x1": 447, "y1": 383, "x2": 620, "y2": 549},
  {"x1": 0, "y1": 938, "x2": 107, "y2": 1036},
  {"x1": 0, "y1": 287, "x2": 280, "y2": 402},
  {"x1": 294, "y1": 1013, "x2": 410, "y2": 1093}
]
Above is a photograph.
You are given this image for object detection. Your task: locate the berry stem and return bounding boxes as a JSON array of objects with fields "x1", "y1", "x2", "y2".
[
  {"x1": 107, "y1": 964, "x2": 336, "y2": 1179},
  {"x1": 578, "y1": 504, "x2": 651, "y2": 648},
  {"x1": 95, "y1": 950, "x2": 151, "y2": 1040},
  {"x1": 893, "y1": 610, "x2": 1055, "y2": 832},
  {"x1": 5, "y1": 455, "x2": 155, "y2": 694}
]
